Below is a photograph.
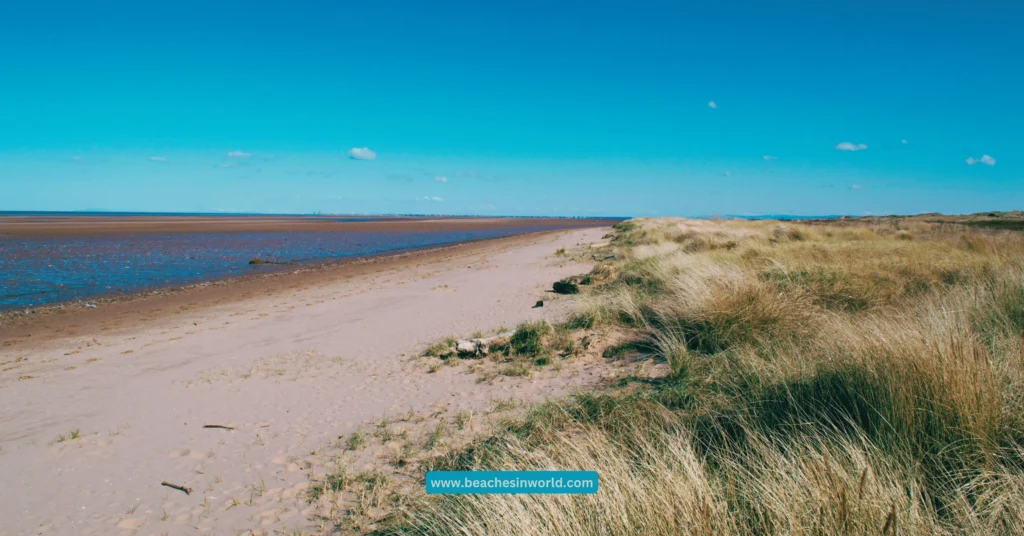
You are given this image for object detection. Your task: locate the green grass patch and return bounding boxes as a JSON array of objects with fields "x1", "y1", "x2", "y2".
[
  {"x1": 509, "y1": 321, "x2": 551, "y2": 357},
  {"x1": 424, "y1": 337, "x2": 456, "y2": 358},
  {"x1": 345, "y1": 431, "x2": 368, "y2": 451}
]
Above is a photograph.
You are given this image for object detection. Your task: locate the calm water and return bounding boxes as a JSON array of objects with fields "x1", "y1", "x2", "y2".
[{"x1": 0, "y1": 227, "x2": 566, "y2": 310}]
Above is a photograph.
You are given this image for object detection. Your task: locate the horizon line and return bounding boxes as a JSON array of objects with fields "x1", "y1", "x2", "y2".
[{"x1": 2, "y1": 209, "x2": 1018, "y2": 220}]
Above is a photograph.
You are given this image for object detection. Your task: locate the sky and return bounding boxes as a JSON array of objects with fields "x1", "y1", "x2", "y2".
[{"x1": 1, "y1": 1, "x2": 1021, "y2": 217}]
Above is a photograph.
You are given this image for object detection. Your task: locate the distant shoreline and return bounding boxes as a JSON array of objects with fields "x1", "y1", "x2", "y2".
[
  {"x1": 0, "y1": 214, "x2": 623, "y2": 236},
  {"x1": 0, "y1": 210, "x2": 628, "y2": 218}
]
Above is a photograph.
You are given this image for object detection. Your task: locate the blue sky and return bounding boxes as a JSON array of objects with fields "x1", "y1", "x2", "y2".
[{"x1": 1, "y1": 1, "x2": 1021, "y2": 217}]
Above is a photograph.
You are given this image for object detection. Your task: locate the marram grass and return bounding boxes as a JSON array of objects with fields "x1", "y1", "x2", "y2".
[{"x1": 378, "y1": 216, "x2": 1024, "y2": 536}]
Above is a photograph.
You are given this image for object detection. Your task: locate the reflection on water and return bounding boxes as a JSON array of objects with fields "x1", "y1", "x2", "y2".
[{"x1": 0, "y1": 228, "x2": 560, "y2": 310}]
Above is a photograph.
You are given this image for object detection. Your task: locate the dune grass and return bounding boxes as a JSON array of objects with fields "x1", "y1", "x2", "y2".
[{"x1": 376, "y1": 217, "x2": 1024, "y2": 536}]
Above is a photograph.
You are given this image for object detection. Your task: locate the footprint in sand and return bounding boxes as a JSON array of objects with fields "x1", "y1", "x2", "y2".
[
  {"x1": 168, "y1": 449, "x2": 190, "y2": 458},
  {"x1": 188, "y1": 450, "x2": 214, "y2": 459}
]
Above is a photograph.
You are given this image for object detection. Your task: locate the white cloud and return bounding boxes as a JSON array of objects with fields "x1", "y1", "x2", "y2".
[
  {"x1": 763, "y1": 155, "x2": 778, "y2": 161},
  {"x1": 435, "y1": 176, "x2": 448, "y2": 183},
  {"x1": 966, "y1": 154, "x2": 997, "y2": 166},
  {"x1": 724, "y1": 171, "x2": 732, "y2": 177},
  {"x1": 422, "y1": 196, "x2": 443, "y2": 202},
  {"x1": 72, "y1": 156, "x2": 82, "y2": 161},
  {"x1": 218, "y1": 162, "x2": 235, "y2": 168},
  {"x1": 835, "y1": 142, "x2": 868, "y2": 151},
  {"x1": 347, "y1": 147, "x2": 377, "y2": 160},
  {"x1": 227, "y1": 150, "x2": 251, "y2": 158},
  {"x1": 850, "y1": 184, "x2": 863, "y2": 190},
  {"x1": 901, "y1": 139, "x2": 908, "y2": 144},
  {"x1": 148, "y1": 156, "x2": 168, "y2": 162},
  {"x1": 707, "y1": 101, "x2": 718, "y2": 109}
]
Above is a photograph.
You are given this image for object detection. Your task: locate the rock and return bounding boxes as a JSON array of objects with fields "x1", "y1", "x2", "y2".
[
  {"x1": 552, "y1": 280, "x2": 579, "y2": 294},
  {"x1": 455, "y1": 334, "x2": 513, "y2": 358},
  {"x1": 456, "y1": 340, "x2": 478, "y2": 356},
  {"x1": 534, "y1": 300, "x2": 544, "y2": 308}
]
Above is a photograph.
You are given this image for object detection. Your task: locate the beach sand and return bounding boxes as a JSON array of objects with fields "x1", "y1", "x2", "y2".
[{"x1": 0, "y1": 226, "x2": 613, "y2": 535}]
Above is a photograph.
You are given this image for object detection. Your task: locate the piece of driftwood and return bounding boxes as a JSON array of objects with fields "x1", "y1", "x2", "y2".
[
  {"x1": 202, "y1": 425, "x2": 235, "y2": 430},
  {"x1": 592, "y1": 254, "x2": 616, "y2": 261},
  {"x1": 161, "y1": 481, "x2": 192, "y2": 495}
]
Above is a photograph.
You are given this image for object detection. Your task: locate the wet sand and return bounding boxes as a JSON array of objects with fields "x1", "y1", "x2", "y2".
[{"x1": 0, "y1": 226, "x2": 616, "y2": 535}]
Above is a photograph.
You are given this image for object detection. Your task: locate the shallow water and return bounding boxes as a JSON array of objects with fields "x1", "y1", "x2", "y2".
[{"x1": 0, "y1": 227, "x2": 564, "y2": 310}]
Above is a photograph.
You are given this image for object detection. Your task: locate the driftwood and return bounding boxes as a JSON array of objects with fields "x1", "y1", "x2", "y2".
[
  {"x1": 202, "y1": 425, "x2": 235, "y2": 430},
  {"x1": 161, "y1": 481, "x2": 192, "y2": 495},
  {"x1": 592, "y1": 254, "x2": 616, "y2": 262}
]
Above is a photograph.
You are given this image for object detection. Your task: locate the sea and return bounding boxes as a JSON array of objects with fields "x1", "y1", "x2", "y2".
[{"x1": 0, "y1": 216, "x2": 607, "y2": 311}]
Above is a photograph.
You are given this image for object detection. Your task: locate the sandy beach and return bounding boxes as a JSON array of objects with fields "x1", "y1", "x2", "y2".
[
  {"x1": 0, "y1": 226, "x2": 613, "y2": 535},
  {"x1": 3, "y1": 4, "x2": 1016, "y2": 534}
]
